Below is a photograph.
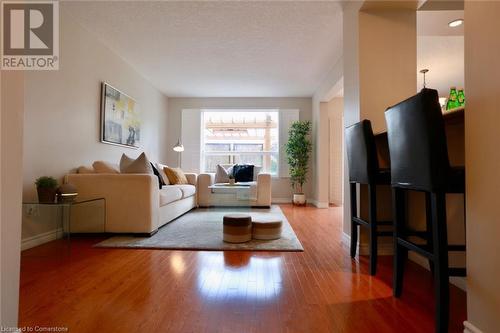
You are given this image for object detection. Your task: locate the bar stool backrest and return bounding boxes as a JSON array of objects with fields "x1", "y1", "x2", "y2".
[
  {"x1": 345, "y1": 120, "x2": 379, "y2": 185},
  {"x1": 384, "y1": 88, "x2": 451, "y2": 192}
]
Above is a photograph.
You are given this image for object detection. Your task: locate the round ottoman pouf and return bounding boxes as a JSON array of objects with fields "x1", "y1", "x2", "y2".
[
  {"x1": 223, "y1": 214, "x2": 252, "y2": 243},
  {"x1": 252, "y1": 218, "x2": 283, "y2": 240}
]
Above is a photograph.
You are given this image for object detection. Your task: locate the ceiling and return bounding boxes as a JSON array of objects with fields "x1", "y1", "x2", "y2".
[
  {"x1": 417, "y1": 10, "x2": 464, "y2": 36},
  {"x1": 64, "y1": 1, "x2": 343, "y2": 98},
  {"x1": 417, "y1": 9, "x2": 464, "y2": 96}
]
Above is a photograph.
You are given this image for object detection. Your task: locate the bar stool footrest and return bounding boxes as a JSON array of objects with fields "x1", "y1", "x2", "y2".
[{"x1": 448, "y1": 267, "x2": 466, "y2": 277}]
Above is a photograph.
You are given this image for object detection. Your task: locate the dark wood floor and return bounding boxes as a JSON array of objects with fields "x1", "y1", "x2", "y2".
[{"x1": 19, "y1": 205, "x2": 466, "y2": 332}]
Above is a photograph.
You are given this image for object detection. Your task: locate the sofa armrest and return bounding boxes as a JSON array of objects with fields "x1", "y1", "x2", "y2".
[
  {"x1": 256, "y1": 173, "x2": 272, "y2": 207},
  {"x1": 197, "y1": 173, "x2": 215, "y2": 206},
  {"x1": 185, "y1": 173, "x2": 198, "y2": 186},
  {"x1": 65, "y1": 174, "x2": 159, "y2": 233}
]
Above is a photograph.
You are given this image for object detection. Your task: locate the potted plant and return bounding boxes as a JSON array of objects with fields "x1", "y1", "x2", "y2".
[
  {"x1": 285, "y1": 120, "x2": 312, "y2": 205},
  {"x1": 35, "y1": 176, "x2": 59, "y2": 203}
]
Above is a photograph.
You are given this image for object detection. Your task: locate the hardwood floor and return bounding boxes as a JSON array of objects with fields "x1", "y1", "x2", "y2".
[{"x1": 19, "y1": 205, "x2": 466, "y2": 332}]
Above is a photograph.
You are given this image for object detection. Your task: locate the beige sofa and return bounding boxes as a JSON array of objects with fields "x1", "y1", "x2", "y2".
[
  {"x1": 65, "y1": 173, "x2": 197, "y2": 235},
  {"x1": 197, "y1": 172, "x2": 271, "y2": 207}
]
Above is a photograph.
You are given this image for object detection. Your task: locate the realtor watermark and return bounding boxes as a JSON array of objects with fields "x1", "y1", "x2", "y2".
[
  {"x1": 0, "y1": 326, "x2": 68, "y2": 332},
  {"x1": 1, "y1": 1, "x2": 59, "y2": 70}
]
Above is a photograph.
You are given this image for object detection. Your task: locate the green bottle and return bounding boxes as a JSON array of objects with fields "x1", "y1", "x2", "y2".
[
  {"x1": 446, "y1": 87, "x2": 459, "y2": 110},
  {"x1": 457, "y1": 88, "x2": 465, "y2": 107}
]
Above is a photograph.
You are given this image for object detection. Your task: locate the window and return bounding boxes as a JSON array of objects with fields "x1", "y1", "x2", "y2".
[{"x1": 201, "y1": 110, "x2": 279, "y2": 175}]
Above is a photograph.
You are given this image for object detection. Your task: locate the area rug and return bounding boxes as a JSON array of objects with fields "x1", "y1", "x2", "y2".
[{"x1": 95, "y1": 205, "x2": 303, "y2": 252}]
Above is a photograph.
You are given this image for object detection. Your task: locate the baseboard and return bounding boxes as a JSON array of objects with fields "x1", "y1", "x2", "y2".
[
  {"x1": 309, "y1": 199, "x2": 329, "y2": 208},
  {"x1": 272, "y1": 197, "x2": 292, "y2": 204},
  {"x1": 21, "y1": 228, "x2": 63, "y2": 251},
  {"x1": 463, "y1": 321, "x2": 483, "y2": 333},
  {"x1": 341, "y1": 232, "x2": 467, "y2": 291},
  {"x1": 273, "y1": 197, "x2": 329, "y2": 208}
]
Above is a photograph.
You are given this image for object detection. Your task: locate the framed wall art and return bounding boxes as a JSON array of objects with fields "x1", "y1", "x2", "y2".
[{"x1": 100, "y1": 82, "x2": 141, "y2": 148}]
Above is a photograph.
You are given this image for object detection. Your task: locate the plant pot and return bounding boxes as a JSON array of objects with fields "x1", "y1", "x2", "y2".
[
  {"x1": 37, "y1": 187, "x2": 57, "y2": 204},
  {"x1": 293, "y1": 193, "x2": 306, "y2": 206}
]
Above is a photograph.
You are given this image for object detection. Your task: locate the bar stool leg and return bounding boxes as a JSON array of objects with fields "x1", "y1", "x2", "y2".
[
  {"x1": 431, "y1": 192, "x2": 450, "y2": 333},
  {"x1": 350, "y1": 183, "x2": 358, "y2": 258},
  {"x1": 393, "y1": 188, "x2": 407, "y2": 297},
  {"x1": 425, "y1": 193, "x2": 434, "y2": 273},
  {"x1": 368, "y1": 184, "x2": 378, "y2": 275}
]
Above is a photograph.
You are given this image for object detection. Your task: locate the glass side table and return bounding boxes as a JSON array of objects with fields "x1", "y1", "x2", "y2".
[{"x1": 22, "y1": 198, "x2": 106, "y2": 246}]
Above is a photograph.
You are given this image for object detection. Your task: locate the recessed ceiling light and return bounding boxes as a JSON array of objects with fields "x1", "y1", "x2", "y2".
[{"x1": 449, "y1": 19, "x2": 464, "y2": 28}]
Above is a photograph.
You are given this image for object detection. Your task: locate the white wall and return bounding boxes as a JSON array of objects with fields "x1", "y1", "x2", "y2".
[
  {"x1": 312, "y1": 56, "x2": 343, "y2": 209},
  {"x1": 167, "y1": 97, "x2": 313, "y2": 202},
  {"x1": 464, "y1": 2, "x2": 500, "y2": 331},
  {"x1": 328, "y1": 97, "x2": 344, "y2": 206},
  {"x1": 311, "y1": 99, "x2": 330, "y2": 208},
  {"x1": 1, "y1": 71, "x2": 24, "y2": 327},
  {"x1": 417, "y1": 36, "x2": 464, "y2": 97},
  {"x1": 342, "y1": 2, "x2": 362, "y2": 236},
  {"x1": 22, "y1": 7, "x2": 169, "y2": 243}
]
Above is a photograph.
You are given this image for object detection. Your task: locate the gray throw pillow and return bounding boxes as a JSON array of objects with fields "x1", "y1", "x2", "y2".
[
  {"x1": 214, "y1": 164, "x2": 233, "y2": 183},
  {"x1": 120, "y1": 153, "x2": 153, "y2": 174}
]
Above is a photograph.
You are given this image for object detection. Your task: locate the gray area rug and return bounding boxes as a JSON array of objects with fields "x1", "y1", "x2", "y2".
[{"x1": 95, "y1": 206, "x2": 303, "y2": 252}]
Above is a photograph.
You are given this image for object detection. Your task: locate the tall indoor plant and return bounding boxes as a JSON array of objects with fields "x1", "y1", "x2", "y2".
[{"x1": 285, "y1": 120, "x2": 312, "y2": 205}]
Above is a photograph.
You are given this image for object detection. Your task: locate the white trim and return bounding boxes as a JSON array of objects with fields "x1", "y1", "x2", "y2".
[
  {"x1": 310, "y1": 199, "x2": 329, "y2": 208},
  {"x1": 341, "y1": 231, "x2": 351, "y2": 247},
  {"x1": 463, "y1": 321, "x2": 483, "y2": 333},
  {"x1": 21, "y1": 229, "x2": 63, "y2": 251}
]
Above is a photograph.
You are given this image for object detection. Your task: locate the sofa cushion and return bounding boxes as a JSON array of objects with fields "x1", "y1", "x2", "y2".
[
  {"x1": 77, "y1": 166, "x2": 95, "y2": 174},
  {"x1": 215, "y1": 164, "x2": 233, "y2": 183},
  {"x1": 150, "y1": 162, "x2": 166, "y2": 189},
  {"x1": 175, "y1": 184, "x2": 196, "y2": 199},
  {"x1": 164, "y1": 167, "x2": 188, "y2": 185},
  {"x1": 156, "y1": 163, "x2": 170, "y2": 185},
  {"x1": 233, "y1": 164, "x2": 254, "y2": 182},
  {"x1": 93, "y1": 161, "x2": 119, "y2": 174},
  {"x1": 253, "y1": 166, "x2": 262, "y2": 181},
  {"x1": 159, "y1": 186, "x2": 183, "y2": 206},
  {"x1": 120, "y1": 153, "x2": 153, "y2": 174}
]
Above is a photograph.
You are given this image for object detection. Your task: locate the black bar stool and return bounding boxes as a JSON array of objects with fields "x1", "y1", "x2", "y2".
[
  {"x1": 345, "y1": 120, "x2": 392, "y2": 276},
  {"x1": 385, "y1": 88, "x2": 466, "y2": 333}
]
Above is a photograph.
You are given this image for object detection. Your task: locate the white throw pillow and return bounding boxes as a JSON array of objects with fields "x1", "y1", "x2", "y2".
[
  {"x1": 156, "y1": 163, "x2": 170, "y2": 185},
  {"x1": 253, "y1": 166, "x2": 262, "y2": 181},
  {"x1": 215, "y1": 164, "x2": 233, "y2": 184},
  {"x1": 120, "y1": 153, "x2": 153, "y2": 174}
]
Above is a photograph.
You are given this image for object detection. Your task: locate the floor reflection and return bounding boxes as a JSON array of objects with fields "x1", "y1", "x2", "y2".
[{"x1": 196, "y1": 252, "x2": 283, "y2": 301}]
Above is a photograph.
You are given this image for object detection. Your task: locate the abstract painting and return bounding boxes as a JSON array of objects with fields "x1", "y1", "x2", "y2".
[{"x1": 100, "y1": 82, "x2": 141, "y2": 148}]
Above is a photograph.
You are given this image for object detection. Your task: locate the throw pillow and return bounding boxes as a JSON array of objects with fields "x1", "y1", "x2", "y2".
[
  {"x1": 77, "y1": 166, "x2": 95, "y2": 174},
  {"x1": 120, "y1": 153, "x2": 153, "y2": 174},
  {"x1": 150, "y1": 163, "x2": 166, "y2": 189},
  {"x1": 233, "y1": 164, "x2": 254, "y2": 183},
  {"x1": 253, "y1": 166, "x2": 262, "y2": 181},
  {"x1": 156, "y1": 163, "x2": 170, "y2": 185},
  {"x1": 93, "y1": 161, "x2": 120, "y2": 174},
  {"x1": 215, "y1": 164, "x2": 234, "y2": 184},
  {"x1": 164, "y1": 167, "x2": 189, "y2": 185}
]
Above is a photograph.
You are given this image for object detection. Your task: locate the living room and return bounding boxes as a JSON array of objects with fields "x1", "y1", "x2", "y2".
[{"x1": 2, "y1": 1, "x2": 500, "y2": 332}]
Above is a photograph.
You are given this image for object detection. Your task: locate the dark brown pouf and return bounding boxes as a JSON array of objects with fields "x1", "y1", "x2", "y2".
[{"x1": 223, "y1": 214, "x2": 252, "y2": 243}]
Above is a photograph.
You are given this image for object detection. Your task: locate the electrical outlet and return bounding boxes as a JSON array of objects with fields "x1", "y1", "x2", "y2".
[{"x1": 25, "y1": 204, "x2": 39, "y2": 217}]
